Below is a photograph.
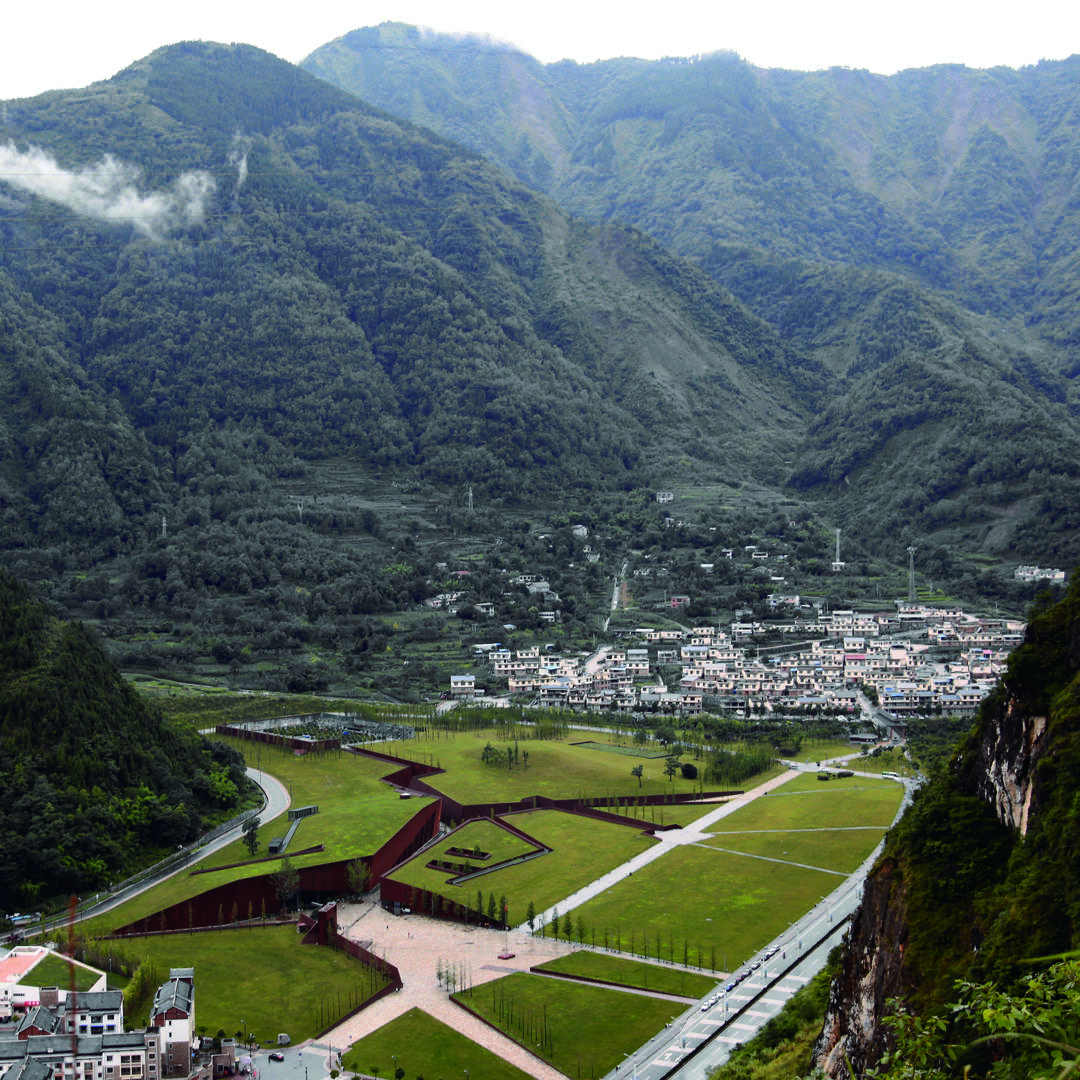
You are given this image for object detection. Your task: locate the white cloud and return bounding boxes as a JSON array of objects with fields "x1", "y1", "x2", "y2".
[{"x1": 0, "y1": 143, "x2": 215, "y2": 237}]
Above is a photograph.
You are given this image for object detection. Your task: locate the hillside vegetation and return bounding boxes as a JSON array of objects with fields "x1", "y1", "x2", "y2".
[
  {"x1": 0, "y1": 36, "x2": 1073, "y2": 701},
  {"x1": 0, "y1": 572, "x2": 251, "y2": 910},
  {"x1": 304, "y1": 30, "x2": 1080, "y2": 558}
]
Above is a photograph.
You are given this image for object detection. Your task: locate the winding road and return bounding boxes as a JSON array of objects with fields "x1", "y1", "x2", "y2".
[{"x1": 66, "y1": 767, "x2": 291, "y2": 928}]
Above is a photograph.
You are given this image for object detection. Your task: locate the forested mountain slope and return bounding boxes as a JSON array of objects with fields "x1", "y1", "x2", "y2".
[
  {"x1": 304, "y1": 29, "x2": 1080, "y2": 344},
  {"x1": 303, "y1": 29, "x2": 1080, "y2": 559},
  {"x1": 0, "y1": 40, "x2": 816, "y2": 554},
  {"x1": 0, "y1": 572, "x2": 250, "y2": 910},
  {"x1": 1, "y1": 36, "x2": 1078, "y2": 611}
]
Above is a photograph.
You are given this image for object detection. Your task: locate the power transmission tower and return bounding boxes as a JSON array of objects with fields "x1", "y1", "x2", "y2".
[
  {"x1": 907, "y1": 546, "x2": 917, "y2": 602},
  {"x1": 467, "y1": 486, "x2": 474, "y2": 513}
]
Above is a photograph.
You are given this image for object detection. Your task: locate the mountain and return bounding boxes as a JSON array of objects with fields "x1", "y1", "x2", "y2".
[
  {"x1": 0, "y1": 571, "x2": 250, "y2": 910},
  {"x1": 811, "y1": 578, "x2": 1080, "y2": 1077},
  {"x1": 1, "y1": 36, "x2": 1078, "y2": 639},
  {"x1": 302, "y1": 30, "x2": 1080, "y2": 341},
  {"x1": 302, "y1": 29, "x2": 1080, "y2": 558},
  {"x1": 0, "y1": 41, "x2": 817, "y2": 527}
]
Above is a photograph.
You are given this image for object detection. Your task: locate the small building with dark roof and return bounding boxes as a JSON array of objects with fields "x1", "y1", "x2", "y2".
[{"x1": 150, "y1": 974, "x2": 194, "y2": 1078}]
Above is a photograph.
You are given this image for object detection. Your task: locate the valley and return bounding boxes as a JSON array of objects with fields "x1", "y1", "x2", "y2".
[{"x1": 3, "y1": 27, "x2": 1080, "y2": 1080}]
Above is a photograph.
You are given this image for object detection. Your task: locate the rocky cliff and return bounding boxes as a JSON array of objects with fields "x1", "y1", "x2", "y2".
[
  {"x1": 813, "y1": 856, "x2": 909, "y2": 1078},
  {"x1": 812, "y1": 583, "x2": 1080, "y2": 1078}
]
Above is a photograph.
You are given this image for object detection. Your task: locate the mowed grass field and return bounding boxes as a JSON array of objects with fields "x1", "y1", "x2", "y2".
[
  {"x1": 387, "y1": 809, "x2": 656, "y2": 921},
  {"x1": 790, "y1": 740, "x2": 864, "y2": 764},
  {"x1": 570, "y1": 845, "x2": 839, "y2": 969},
  {"x1": 705, "y1": 771, "x2": 902, "y2": 831},
  {"x1": 597, "y1": 797, "x2": 726, "y2": 829},
  {"x1": 453, "y1": 972, "x2": 682, "y2": 1079},
  {"x1": 702, "y1": 826, "x2": 887, "y2": 875},
  {"x1": 409, "y1": 818, "x2": 541, "y2": 866},
  {"x1": 342, "y1": 1008, "x2": 534, "y2": 1080},
  {"x1": 28, "y1": 952, "x2": 102, "y2": 992},
  {"x1": 101, "y1": 925, "x2": 389, "y2": 1042},
  {"x1": 363, "y1": 728, "x2": 713, "y2": 803},
  {"x1": 850, "y1": 747, "x2": 919, "y2": 777},
  {"x1": 84, "y1": 742, "x2": 433, "y2": 934},
  {"x1": 533, "y1": 950, "x2": 717, "y2": 998},
  {"x1": 570, "y1": 770, "x2": 905, "y2": 969}
]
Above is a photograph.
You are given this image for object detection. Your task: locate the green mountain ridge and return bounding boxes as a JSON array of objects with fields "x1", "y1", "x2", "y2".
[
  {"x1": 0, "y1": 571, "x2": 250, "y2": 910},
  {"x1": 303, "y1": 30, "x2": 1080, "y2": 339},
  {"x1": 301, "y1": 28, "x2": 1080, "y2": 558},
  {"x1": 0, "y1": 41, "x2": 818, "y2": 515}
]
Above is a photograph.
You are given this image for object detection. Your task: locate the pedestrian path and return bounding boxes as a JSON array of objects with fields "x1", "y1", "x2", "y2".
[
  {"x1": 518, "y1": 768, "x2": 802, "y2": 934},
  {"x1": 321, "y1": 903, "x2": 572, "y2": 1080}
]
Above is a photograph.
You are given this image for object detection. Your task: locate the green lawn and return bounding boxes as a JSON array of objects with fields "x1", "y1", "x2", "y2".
[
  {"x1": 533, "y1": 950, "x2": 717, "y2": 998},
  {"x1": 701, "y1": 827, "x2": 887, "y2": 875},
  {"x1": 93, "y1": 926, "x2": 388, "y2": 1041},
  {"x1": 568, "y1": 771, "x2": 903, "y2": 969},
  {"x1": 363, "y1": 728, "x2": 710, "y2": 803},
  {"x1": 84, "y1": 742, "x2": 433, "y2": 934},
  {"x1": 571, "y1": 845, "x2": 838, "y2": 970},
  {"x1": 453, "y1": 972, "x2": 682, "y2": 1079},
  {"x1": 572, "y1": 741, "x2": 669, "y2": 758},
  {"x1": 342, "y1": 1008, "x2": 534, "y2": 1080},
  {"x1": 417, "y1": 818, "x2": 541, "y2": 866},
  {"x1": 27, "y1": 952, "x2": 102, "y2": 992},
  {"x1": 387, "y1": 810, "x2": 655, "y2": 921},
  {"x1": 791, "y1": 740, "x2": 861, "y2": 765},
  {"x1": 598, "y1": 798, "x2": 724, "y2": 828},
  {"x1": 851, "y1": 748, "x2": 919, "y2": 777},
  {"x1": 703, "y1": 772, "x2": 902, "y2": 832}
]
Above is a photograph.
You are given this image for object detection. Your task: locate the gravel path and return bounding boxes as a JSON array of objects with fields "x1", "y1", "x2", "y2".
[{"x1": 323, "y1": 903, "x2": 574, "y2": 1079}]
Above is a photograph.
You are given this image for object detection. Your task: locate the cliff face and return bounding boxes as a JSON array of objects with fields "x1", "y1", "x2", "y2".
[
  {"x1": 970, "y1": 707, "x2": 1050, "y2": 835},
  {"x1": 812, "y1": 584, "x2": 1080, "y2": 1079},
  {"x1": 814, "y1": 857, "x2": 908, "y2": 1077}
]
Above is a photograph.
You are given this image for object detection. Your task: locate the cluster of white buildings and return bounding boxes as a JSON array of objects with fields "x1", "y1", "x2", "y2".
[
  {"x1": 453, "y1": 603, "x2": 1022, "y2": 719},
  {"x1": 0, "y1": 951, "x2": 210, "y2": 1080},
  {"x1": 1013, "y1": 565, "x2": 1066, "y2": 583}
]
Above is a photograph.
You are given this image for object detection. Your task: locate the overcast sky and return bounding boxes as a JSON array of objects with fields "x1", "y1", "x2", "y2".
[{"x1": 2, "y1": 0, "x2": 1078, "y2": 100}]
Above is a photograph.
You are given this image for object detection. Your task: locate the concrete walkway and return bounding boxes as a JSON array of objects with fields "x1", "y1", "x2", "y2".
[{"x1": 324, "y1": 903, "x2": 574, "y2": 1080}]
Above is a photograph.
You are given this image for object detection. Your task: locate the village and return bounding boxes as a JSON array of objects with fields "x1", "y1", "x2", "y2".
[
  {"x1": 0, "y1": 951, "x2": 216, "y2": 1080},
  {"x1": 449, "y1": 601, "x2": 1025, "y2": 725}
]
